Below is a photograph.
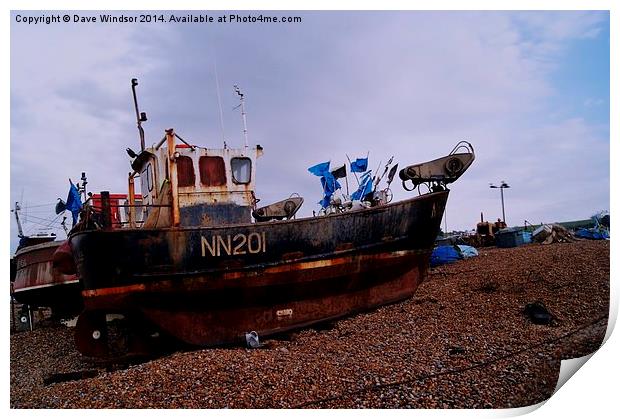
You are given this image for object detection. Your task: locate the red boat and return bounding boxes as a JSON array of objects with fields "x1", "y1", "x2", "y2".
[{"x1": 12, "y1": 240, "x2": 82, "y2": 318}]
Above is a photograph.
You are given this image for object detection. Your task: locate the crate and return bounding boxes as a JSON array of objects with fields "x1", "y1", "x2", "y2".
[{"x1": 495, "y1": 227, "x2": 525, "y2": 248}]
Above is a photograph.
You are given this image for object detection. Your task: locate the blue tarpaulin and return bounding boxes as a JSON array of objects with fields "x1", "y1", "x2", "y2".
[
  {"x1": 350, "y1": 157, "x2": 368, "y2": 173},
  {"x1": 65, "y1": 180, "x2": 83, "y2": 226},
  {"x1": 430, "y1": 245, "x2": 463, "y2": 267},
  {"x1": 457, "y1": 245, "x2": 479, "y2": 258},
  {"x1": 575, "y1": 228, "x2": 609, "y2": 240}
]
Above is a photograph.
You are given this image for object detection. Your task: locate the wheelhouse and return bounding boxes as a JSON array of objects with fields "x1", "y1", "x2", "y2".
[{"x1": 130, "y1": 130, "x2": 263, "y2": 228}]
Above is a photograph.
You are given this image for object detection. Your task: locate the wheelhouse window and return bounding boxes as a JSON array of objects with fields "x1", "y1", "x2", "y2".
[
  {"x1": 199, "y1": 156, "x2": 226, "y2": 187},
  {"x1": 231, "y1": 157, "x2": 252, "y2": 184},
  {"x1": 176, "y1": 156, "x2": 196, "y2": 187}
]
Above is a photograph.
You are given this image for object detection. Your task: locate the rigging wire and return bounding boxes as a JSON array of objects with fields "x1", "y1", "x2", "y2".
[
  {"x1": 44, "y1": 212, "x2": 63, "y2": 228},
  {"x1": 20, "y1": 218, "x2": 63, "y2": 230},
  {"x1": 18, "y1": 213, "x2": 59, "y2": 224},
  {"x1": 19, "y1": 202, "x2": 58, "y2": 209},
  {"x1": 214, "y1": 57, "x2": 227, "y2": 147}
]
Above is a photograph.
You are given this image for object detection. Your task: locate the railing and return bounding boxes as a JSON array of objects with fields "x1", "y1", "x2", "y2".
[{"x1": 88, "y1": 200, "x2": 171, "y2": 230}]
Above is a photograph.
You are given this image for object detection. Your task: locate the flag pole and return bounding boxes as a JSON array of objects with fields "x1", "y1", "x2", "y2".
[
  {"x1": 372, "y1": 160, "x2": 382, "y2": 191},
  {"x1": 345, "y1": 154, "x2": 360, "y2": 186}
]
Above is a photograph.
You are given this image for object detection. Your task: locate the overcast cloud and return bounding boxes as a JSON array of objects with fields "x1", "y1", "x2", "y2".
[{"x1": 10, "y1": 10, "x2": 609, "y2": 253}]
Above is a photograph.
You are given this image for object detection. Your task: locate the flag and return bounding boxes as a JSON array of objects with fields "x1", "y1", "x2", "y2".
[
  {"x1": 317, "y1": 171, "x2": 341, "y2": 209},
  {"x1": 331, "y1": 165, "x2": 347, "y2": 179},
  {"x1": 350, "y1": 157, "x2": 368, "y2": 173},
  {"x1": 65, "y1": 180, "x2": 83, "y2": 226},
  {"x1": 320, "y1": 172, "x2": 341, "y2": 195},
  {"x1": 351, "y1": 170, "x2": 373, "y2": 201},
  {"x1": 55, "y1": 199, "x2": 66, "y2": 215},
  {"x1": 308, "y1": 161, "x2": 330, "y2": 177},
  {"x1": 386, "y1": 164, "x2": 399, "y2": 185},
  {"x1": 319, "y1": 195, "x2": 332, "y2": 209}
]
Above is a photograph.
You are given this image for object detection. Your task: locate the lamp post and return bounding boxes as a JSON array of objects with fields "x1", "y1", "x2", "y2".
[{"x1": 490, "y1": 181, "x2": 510, "y2": 224}]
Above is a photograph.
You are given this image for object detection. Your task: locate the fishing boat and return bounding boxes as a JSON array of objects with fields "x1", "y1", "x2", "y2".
[
  {"x1": 65, "y1": 79, "x2": 475, "y2": 358},
  {"x1": 11, "y1": 189, "x2": 143, "y2": 324},
  {"x1": 10, "y1": 199, "x2": 82, "y2": 326},
  {"x1": 12, "y1": 240, "x2": 82, "y2": 320}
]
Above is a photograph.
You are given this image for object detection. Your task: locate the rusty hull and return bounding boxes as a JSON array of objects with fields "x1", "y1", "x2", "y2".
[
  {"x1": 70, "y1": 190, "x2": 448, "y2": 353},
  {"x1": 12, "y1": 241, "x2": 83, "y2": 316}
]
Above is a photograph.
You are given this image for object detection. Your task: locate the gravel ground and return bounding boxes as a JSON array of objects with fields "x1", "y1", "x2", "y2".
[{"x1": 10, "y1": 240, "x2": 609, "y2": 409}]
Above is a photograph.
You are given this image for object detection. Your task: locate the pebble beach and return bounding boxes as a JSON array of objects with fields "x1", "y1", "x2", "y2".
[{"x1": 10, "y1": 240, "x2": 609, "y2": 409}]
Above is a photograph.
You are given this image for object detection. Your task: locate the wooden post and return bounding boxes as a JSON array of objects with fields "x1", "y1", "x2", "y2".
[
  {"x1": 10, "y1": 283, "x2": 15, "y2": 333},
  {"x1": 128, "y1": 172, "x2": 136, "y2": 228},
  {"x1": 28, "y1": 306, "x2": 33, "y2": 332},
  {"x1": 166, "y1": 129, "x2": 180, "y2": 227},
  {"x1": 100, "y1": 191, "x2": 112, "y2": 230}
]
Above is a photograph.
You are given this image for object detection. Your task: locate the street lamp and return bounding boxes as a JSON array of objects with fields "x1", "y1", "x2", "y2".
[{"x1": 489, "y1": 181, "x2": 510, "y2": 224}]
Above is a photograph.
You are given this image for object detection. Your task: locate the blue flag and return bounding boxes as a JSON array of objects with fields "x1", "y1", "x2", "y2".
[
  {"x1": 319, "y1": 195, "x2": 332, "y2": 209},
  {"x1": 320, "y1": 172, "x2": 341, "y2": 195},
  {"x1": 308, "y1": 161, "x2": 330, "y2": 177},
  {"x1": 318, "y1": 171, "x2": 341, "y2": 209},
  {"x1": 350, "y1": 157, "x2": 368, "y2": 173},
  {"x1": 65, "y1": 181, "x2": 83, "y2": 226},
  {"x1": 351, "y1": 170, "x2": 373, "y2": 201}
]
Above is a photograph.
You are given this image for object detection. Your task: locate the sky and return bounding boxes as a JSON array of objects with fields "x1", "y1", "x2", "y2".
[{"x1": 9, "y1": 10, "x2": 610, "y2": 253}]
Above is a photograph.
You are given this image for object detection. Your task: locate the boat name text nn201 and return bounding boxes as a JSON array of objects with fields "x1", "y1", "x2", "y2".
[{"x1": 201, "y1": 232, "x2": 267, "y2": 257}]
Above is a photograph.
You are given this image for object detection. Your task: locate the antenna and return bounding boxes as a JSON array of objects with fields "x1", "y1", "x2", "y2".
[
  {"x1": 131, "y1": 78, "x2": 148, "y2": 151},
  {"x1": 214, "y1": 58, "x2": 227, "y2": 147},
  {"x1": 234, "y1": 85, "x2": 249, "y2": 149},
  {"x1": 80, "y1": 172, "x2": 88, "y2": 202}
]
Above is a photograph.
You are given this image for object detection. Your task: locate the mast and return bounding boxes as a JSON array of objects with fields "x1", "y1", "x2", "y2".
[
  {"x1": 13, "y1": 202, "x2": 24, "y2": 238},
  {"x1": 234, "y1": 85, "x2": 249, "y2": 149},
  {"x1": 131, "y1": 78, "x2": 148, "y2": 151}
]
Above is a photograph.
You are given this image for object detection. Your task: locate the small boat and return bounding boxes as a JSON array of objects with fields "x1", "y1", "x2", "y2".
[
  {"x1": 11, "y1": 200, "x2": 82, "y2": 324},
  {"x1": 12, "y1": 240, "x2": 82, "y2": 319},
  {"x1": 66, "y1": 80, "x2": 475, "y2": 358},
  {"x1": 11, "y1": 189, "x2": 144, "y2": 324}
]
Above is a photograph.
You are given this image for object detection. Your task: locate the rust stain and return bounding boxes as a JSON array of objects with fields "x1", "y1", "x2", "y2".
[
  {"x1": 167, "y1": 230, "x2": 187, "y2": 267},
  {"x1": 82, "y1": 283, "x2": 146, "y2": 297},
  {"x1": 80, "y1": 250, "x2": 420, "y2": 297},
  {"x1": 282, "y1": 251, "x2": 305, "y2": 261},
  {"x1": 335, "y1": 243, "x2": 354, "y2": 251}
]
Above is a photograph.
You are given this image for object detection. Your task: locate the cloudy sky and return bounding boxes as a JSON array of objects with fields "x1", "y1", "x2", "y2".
[{"x1": 9, "y1": 10, "x2": 610, "y2": 253}]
